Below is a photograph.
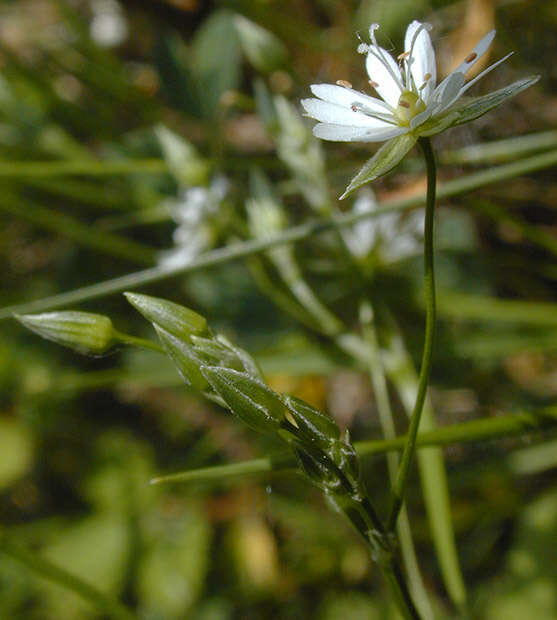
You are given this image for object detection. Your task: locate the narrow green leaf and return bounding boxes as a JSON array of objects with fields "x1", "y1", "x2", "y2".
[
  {"x1": 192, "y1": 10, "x2": 242, "y2": 116},
  {"x1": 201, "y1": 366, "x2": 285, "y2": 433},
  {"x1": 155, "y1": 326, "x2": 209, "y2": 391},
  {"x1": 154, "y1": 125, "x2": 208, "y2": 187},
  {"x1": 340, "y1": 133, "x2": 417, "y2": 200}
]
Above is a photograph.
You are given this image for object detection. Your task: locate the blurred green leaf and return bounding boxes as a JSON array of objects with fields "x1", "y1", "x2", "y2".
[
  {"x1": 233, "y1": 15, "x2": 288, "y2": 73},
  {"x1": 192, "y1": 10, "x2": 242, "y2": 117},
  {"x1": 137, "y1": 505, "x2": 211, "y2": 619},
  {"x1": 0, "y1": 418, "x2": 33, "y2": 491}
]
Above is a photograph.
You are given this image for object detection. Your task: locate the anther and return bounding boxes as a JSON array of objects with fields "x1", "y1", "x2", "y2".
[
  {"x1": 465, "y1": 52, "x2": 477, "y2": 63},
  {"x1": 397, "y1": 51, "x2": 410, "y2": 61},
  {"x1": 423, "y1": 72, "x2": 432, "y2": 81},
  {"x1": 336, "y1": 79, "x2": 353, "y2": 89},
  {"x1": 399, "y1": 100, "x2": 410, "y2": 109},
  {"x1": 368, "y1": 80, "x2": 379, "y2": 88}
]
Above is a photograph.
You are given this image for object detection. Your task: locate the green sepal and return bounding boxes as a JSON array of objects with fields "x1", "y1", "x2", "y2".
[
  {"x1": 329, "y1": 430, "x2": 360, "y2": 488},
  {"x1": 16, "y1": 311, "x2": 115, "y2": 355},
  {"x1": 190, "y1": 335, "x2": 263, "y2": 380},
  {"x1": 340, "y1": 133, "x2": 417, "y2": 200},
  {"x1": 214, "y1": 334, "x2": 263, "y2": 380},
  {"x1": 155, "y1": 326, "x2": 209, "y2": 391},
  {"x1": 283, "y1": 395, "x2": 340, "y2": 446},
  {"x1": 200, "y1": 366, "x2": 285, "y2": 433},
  {"x1": 124, "y1": 292, "x2": 207, "y2": 341},
  {"x1": 420, "y1": 75, "x2": 541, "y2": 136},
  {"x1": 290, "y1": 443, "x2": 351, "y2": 495}
]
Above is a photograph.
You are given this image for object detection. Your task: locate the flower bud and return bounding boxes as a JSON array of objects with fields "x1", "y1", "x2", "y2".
[
  {"x1": 16, "y1": 311, "x2": 115, "y2": 355},
  {"x1": 154, "y1": 326, "x2": 209, "y2": 391},
  {"x1": 201, "y1": 366, "x2": 285, "y2": 433},
  {"x1": 124, "y1": 292, "x2": 207, "y2": 341}
]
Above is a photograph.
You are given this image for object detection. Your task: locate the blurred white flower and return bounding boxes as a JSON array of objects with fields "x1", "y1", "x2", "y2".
[
  {"x1": 89, "y1": 0, "x2": 128, "y2": 48},
  {"x1": 343, "y1": 189, "x2": 424, "y2": 262},
  {"x1": 158, "y1": 176, "x2": 228, "y2": 269}
]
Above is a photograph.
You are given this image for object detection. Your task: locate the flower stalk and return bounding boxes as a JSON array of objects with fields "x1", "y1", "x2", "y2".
[{"x1": 388, "y1": 137, "x2": 437, "y2": 531}]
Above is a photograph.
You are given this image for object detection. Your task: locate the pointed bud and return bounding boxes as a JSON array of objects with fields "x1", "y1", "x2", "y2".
[
  {"x1": 124, "y1": 292, "x2": 207, "y2": 341},
  {"x1": 155, "y1": 326, "x2": 209, "y2": 391},
  {"x1": 201, "y1": 366, "x2": 285, "y2": 433},
  {"x1": 16, "y1": 311, "x2": 115, "y2": 355}
]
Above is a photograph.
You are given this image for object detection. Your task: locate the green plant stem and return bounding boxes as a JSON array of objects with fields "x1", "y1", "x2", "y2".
[
  {"x1": 361, "y1": 302, "x2": 434, "y2": 620},
  {"x1": 4, "y1": 147, "x2": 557, "y2": 319},
  {"x1": 0, "y1": 159, "x2": 167, "y2": 177},
  {"x1": 112, "y1": 330, "x2": 164, "y2": 353},
  {"x1": 331, "y1": 489, "x2": 421, "y2": 619},
  {"x1": 388, "y1": 137, "x2": 437, "y2": 532},
  {"x1": 0, "y1": 535, "x2": 137, "y2": 620},
  {"x1": 150, "y1": 407, "x2": 557, "y2": 485}
]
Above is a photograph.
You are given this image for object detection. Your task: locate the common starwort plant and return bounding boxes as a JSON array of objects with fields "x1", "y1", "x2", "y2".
[
  {"x1": 302, "y1": 20, "x2": 539, "y2": 197},
  {"x1": 301, "y1": 19, "x2": 539, "y2": 616}
]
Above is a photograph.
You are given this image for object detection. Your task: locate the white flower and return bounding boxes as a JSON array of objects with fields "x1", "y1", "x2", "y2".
[
  {"x1": 343, "y1": 188, "x2": 424, "y2": 261},
  {"x1": 301, "y1": 21, "x2": 539, "y2": 198},
  {"x1": 303, "y1": 21, "x2": 507, "y2": 142},
  {"x1": 158, "y1": 176, "x2": 228, "y2": 269}
]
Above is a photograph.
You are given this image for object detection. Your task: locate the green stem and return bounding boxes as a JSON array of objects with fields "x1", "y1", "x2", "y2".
[
  {"x1": 150, "y1": 407, "x2": 557, "y2": 485},
  {"x1": 361, "y1": 302, "x2": 434, "y2": 620},
  {"x1": 112, "y1": 330, "x2": 164, "y2": 353},
  {"x1": 0, "y1": 159, "x2": 167, "y2": 177},
  {"x1": 5, "y1": 147, "x2": 557, "y2": 319},
  {"x1": 388, "y1": 137, "x2": 436, "y2": 532},
  {"x1": 0, "y1": 535, "x2": 137, "y2": 620},
  {"x1": 332, "y1": 492, "x2": 421, "y2": 620}
]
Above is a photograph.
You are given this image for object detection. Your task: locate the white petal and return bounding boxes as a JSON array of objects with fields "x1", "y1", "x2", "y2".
[
  {"x1": 301, "y1": 98, "x2": 392, "y2": 127},
  {"x1": 312, "y1": 123, "x2": 407, "y2": 142},
  {"x1": 455, "y1": 52, "x2": 514, "y2": 98},
  {"x1": 309, "y1": 84, "x2": 391, "y2": 113},
  {"x1": 366, "y1": 45, "x2": 403, "y2": 108},
  {"x1": 404, "y1": 21, "x2": 437, "y2": 102},
  {"x1": 453, "y1": 30, "x2": 496, "y2": 75}
]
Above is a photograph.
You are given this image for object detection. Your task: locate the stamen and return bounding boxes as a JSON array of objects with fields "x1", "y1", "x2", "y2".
[
  {"x1": 465, "y1": 52, "x2": 478, "y2": 63},
  {"x1": 398, "y1": 100, "x2": 410, "y2": 109},
  {"x1": 349, "y1": 101, "x2": 398, "y2": 125},
  {"x1": 398, "y1": 51, "x2": 410, "y2": 61},
  {"x1": 336, "y1": 79, "x2": 353, "y2": 88},
  {"x1": 368, "y1": 80, "x2": 379, "y2": 88},
  {"x1": 419, "y1": 72, "x2": 432, "y2": 91}
]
